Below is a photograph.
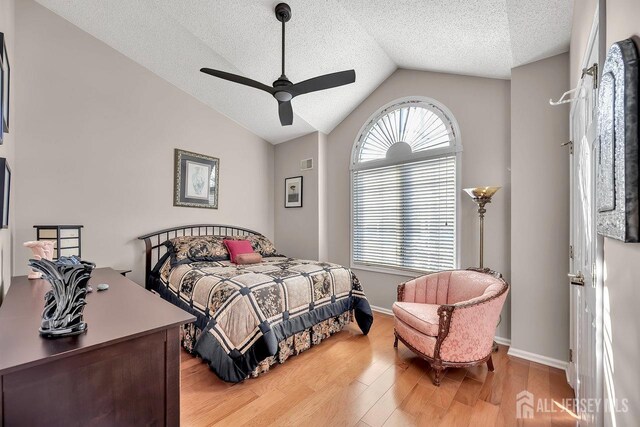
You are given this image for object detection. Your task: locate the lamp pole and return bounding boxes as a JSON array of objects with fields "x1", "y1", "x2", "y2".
[
  {"x1": 477, "y1": 198, "x2": 487, "y2": 268},
  {"x1": 464, "y1": 187, "x2": 501, "y2": 353},
  {"x1": 463, "y1": 187, "x2": 501, "y2": 269}
]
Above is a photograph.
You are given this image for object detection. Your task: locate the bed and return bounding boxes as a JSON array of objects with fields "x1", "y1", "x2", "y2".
[{"x1": 138, "y1": 224, "x2": 373, "y2": 383}]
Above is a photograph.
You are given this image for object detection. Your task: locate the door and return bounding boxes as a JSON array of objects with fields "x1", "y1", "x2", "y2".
[{"x1": 568, "y1": 8, "x2": 602, "y2": 426}]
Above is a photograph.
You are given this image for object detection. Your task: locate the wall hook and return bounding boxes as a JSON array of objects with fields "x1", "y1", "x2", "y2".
[{"x1": 561, "y1": 140, "x2": 573, "y2": 154}]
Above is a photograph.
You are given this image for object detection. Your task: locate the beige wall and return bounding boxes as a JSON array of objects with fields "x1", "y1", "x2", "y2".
[
  {"x1": 318, "y1": 132, "x2": 328, "y2": 261},
  {"x1": 13, "y1": 0, "x2": 274, "y2": 287},
  {"x1": 596, "y1": 0, "x2": 640, "y2": 423},
  {"x1": 601, "y1": 239, "x2": 640, "y2": 424},
  {"x1": 274, "y1": 132, "x2": 321, "y2": 260},
  {"x1": 325, "y1": 69, "x2": 512, "y2": 339},
  {"x1": 0, "y1": 0, "x2": 14, "y2": 301},
  {"x1": 510, "y1": 53, "x2": 570, "y2": 362}
]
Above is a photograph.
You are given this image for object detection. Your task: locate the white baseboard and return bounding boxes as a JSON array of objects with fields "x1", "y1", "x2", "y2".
[
  {"x1": 370, "y1": 305, "x2": 393, "y2": 316},
  {"x1": 494, "y1": 336, "x2": 511, "y2": 346},
  {"x1": 507, "y1": 347, "x2": 568, "y2": 371}
]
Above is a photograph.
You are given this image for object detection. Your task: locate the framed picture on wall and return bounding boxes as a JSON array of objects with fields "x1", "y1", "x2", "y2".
[
  {"x1": 284, "y1": 176, "x2": 303, "y2": 208},
  {"x1": 0, "y1": 32, "x2": 9, "y2": 137},
  {"x1": 174, "y1": 149, "x2": 219, "y2": 209},
  {"x1": 0, "y1": 158, "x2": 10, "y2": 228}
]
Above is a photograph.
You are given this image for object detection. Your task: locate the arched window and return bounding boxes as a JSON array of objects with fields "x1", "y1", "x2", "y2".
[{"x1": 351, "y1": 97, "x2": 462, "y2": 273}]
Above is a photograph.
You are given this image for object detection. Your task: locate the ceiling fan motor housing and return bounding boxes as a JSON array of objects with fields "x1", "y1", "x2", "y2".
[{"x1": 275, "y1": 3, "x2": 292, "y2": 22}]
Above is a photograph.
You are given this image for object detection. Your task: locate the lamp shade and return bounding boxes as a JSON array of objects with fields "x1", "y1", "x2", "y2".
[
  {"x1": 33, "y1": 225, "x2": 83, "y2": 260},
  {"x1": 463, "y1": 186, "x2": 501, "y2": 201}
]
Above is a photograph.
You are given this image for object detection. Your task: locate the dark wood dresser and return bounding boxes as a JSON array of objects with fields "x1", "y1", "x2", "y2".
[{"x1": 0, "y1": 268, "x2": 195, "y2": 426}]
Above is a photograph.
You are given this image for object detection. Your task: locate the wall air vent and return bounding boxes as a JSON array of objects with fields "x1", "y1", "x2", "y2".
[{"x1": 300, "y1": 158, "x2": 313, "y2": 170}]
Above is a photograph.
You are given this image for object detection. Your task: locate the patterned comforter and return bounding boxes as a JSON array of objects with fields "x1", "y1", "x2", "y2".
[{"x1": 152, "y1": 256, "x2": 373, "y2": 382}]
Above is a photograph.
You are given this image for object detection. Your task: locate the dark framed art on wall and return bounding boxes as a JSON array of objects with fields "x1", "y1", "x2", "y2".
[
  {"x1": 284, "y1": 176, "x2": 303, "y2": 208},
  {"x1": 0, "y1": 32, "x2": 9, "y2": 142},
  {"x1": 0, "y1": 158, "x2": 10, "y2": 228},
  {"x1": 174, "y1": 149, "x2": 219, "y2": 209}
]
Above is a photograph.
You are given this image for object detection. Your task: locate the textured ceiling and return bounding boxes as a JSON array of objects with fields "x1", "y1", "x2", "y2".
[{"x1": 34, "y1": 0, "x2": 572, "y2": 144}]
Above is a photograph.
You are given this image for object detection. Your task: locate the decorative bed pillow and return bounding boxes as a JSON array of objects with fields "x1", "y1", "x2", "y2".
[
  {"x1": 223, "y1": 239, "x2": 255, "y2": 263},
  {"x1": 232, "y1": 235, "x2": 280, "y2": 257},
  {"x1": 235, "y1": 252, "x2": 263, "y2": 265},
  {"x1": 165, "y1": 235, "x2": 230, "y2": 267}
]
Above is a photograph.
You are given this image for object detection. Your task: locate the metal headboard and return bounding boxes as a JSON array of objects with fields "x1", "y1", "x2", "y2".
[{"x1": 137, "y1": 224, "x2": 264, "y2": 289}]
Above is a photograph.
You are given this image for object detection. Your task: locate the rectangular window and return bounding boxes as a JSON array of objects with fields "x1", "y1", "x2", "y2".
[{"x1": 352, "y1": 155, "x2": 457, "y2": 273}]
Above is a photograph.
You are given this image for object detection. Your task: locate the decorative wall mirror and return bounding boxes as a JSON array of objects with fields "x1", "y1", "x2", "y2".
[{"x1": 596, "y1": 38, "x2": 640, "y2": 242}]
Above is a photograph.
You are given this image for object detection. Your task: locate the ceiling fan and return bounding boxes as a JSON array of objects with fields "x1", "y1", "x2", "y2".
[{"x1": 200, "y1": 3, "x2": 356, "y2": 126}]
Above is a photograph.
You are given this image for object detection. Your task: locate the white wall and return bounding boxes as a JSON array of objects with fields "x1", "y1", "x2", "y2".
[
  {"x1": 0, "y1": 0, "x2": 15, "y2": 301},
  {"x1": 510, "y1": 53, "x2": 570, "y2": 363},
  {"x1": 13, "y1": 0, "x2": 274, "y2": 287},
  {"x1": 324, "y1": 69, "x2": 512, "y2": 339}
]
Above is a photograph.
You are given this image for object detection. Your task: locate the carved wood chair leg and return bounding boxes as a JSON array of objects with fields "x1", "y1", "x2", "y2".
[
  {"x1": 487, "y1": 355, "x2": 495, "y2": 372},
  {"x1": 432, "y1": 367, "x2": 443, "y2": 386},
  {"x1": 393, "y1": 334, "x2": 398, "y2": 348}
]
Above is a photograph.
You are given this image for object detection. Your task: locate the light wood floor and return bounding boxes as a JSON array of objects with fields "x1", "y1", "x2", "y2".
[{"x1": 180, "y1": 312, "x2": 576, "y2": 426}]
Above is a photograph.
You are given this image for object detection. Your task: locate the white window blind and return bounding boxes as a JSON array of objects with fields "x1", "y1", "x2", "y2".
[
  {"x1": 352, "y1": 155, "x2": 457, "y2": 272},
  {"x1": 351, "y1": 98, "x2": 460, "y2": 273}
]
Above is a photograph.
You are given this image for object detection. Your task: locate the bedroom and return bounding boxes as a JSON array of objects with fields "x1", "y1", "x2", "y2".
[{"x1": 0, "y1": 0, "x2": 638, "y2": 426}]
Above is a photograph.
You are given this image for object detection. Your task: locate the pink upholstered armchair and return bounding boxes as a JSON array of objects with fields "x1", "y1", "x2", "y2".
[{"x1": 393, "y1": 268, "x2": 509, "y2": 386}]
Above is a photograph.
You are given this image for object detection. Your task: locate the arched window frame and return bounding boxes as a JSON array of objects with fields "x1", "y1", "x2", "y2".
[{"x1": 350, "y1": 96, "x2": 463, "y2": 276}]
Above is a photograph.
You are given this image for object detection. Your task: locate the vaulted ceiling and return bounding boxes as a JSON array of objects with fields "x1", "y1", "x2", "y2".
[{"x1": 35, "y1": 0, "x2": 573, "y2": 143}]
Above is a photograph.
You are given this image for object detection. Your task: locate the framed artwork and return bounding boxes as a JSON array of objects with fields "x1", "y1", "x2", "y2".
[
  {"x1": 174, "y1": 149, "x2": 219, "y2": 209},
  {"x1": 284, "y1": 176, "x2": 303, "y2": 208},
  {"x1": 0, "y1": 158, "x2": 10, "y2": 228},
  {"x1": 0, "y1": 32, "x2": 9, "y2": 138},
  {"x1": 596, "y1": 38, "x2": 640, "y2": 242}
]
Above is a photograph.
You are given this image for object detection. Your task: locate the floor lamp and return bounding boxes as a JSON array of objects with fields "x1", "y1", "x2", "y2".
[
  {"x1": 463, "y1": 186, "x2": 501, "y2": 269},
  {"x1": 464, "y1": 186, "x2": 501, "y2": 352}
]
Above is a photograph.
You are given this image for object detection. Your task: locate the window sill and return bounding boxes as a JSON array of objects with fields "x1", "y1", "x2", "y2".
[{"x1": 350, "y1": 263, "x2": 435, "y2": 279}]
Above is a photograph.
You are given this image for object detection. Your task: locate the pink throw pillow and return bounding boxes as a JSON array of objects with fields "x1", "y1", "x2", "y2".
[
  {"x1": 223, "y1": 239, "x2": 255, "y2": 263},
  {"x1": 235, "y1": 253, "x2": 263, "y2": 265}
]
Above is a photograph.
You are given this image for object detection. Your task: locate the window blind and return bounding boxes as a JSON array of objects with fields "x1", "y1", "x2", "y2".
[{"x1": 352, "y1": 155, "x2": 456, "y2": 272}]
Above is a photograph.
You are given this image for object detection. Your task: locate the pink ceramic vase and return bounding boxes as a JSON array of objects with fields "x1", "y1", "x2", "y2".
[{"x1": 24, "y1": 241, "x2": 55, "y2": 279}]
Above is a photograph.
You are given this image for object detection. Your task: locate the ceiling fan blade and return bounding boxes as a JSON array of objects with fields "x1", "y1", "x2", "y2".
[
  {"x1": 200, "y1": 68, "x2": 274, "y2": 94},
  {"x1": 278, "y1": 100, "x2": 293, "y2": 126},
  {"x1": 289, "y1": 70, "x2": 355, "y2": 97}
]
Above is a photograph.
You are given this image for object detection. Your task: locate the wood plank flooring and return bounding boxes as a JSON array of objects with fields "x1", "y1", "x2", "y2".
[{"x1": 180, "y1": 312, "x2": 576, "y2": 426}]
